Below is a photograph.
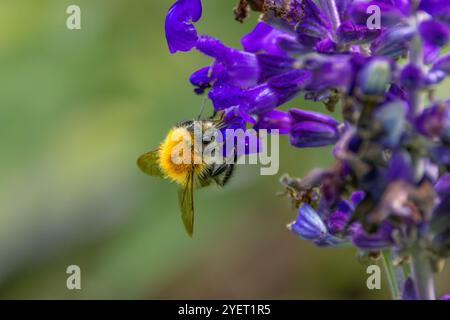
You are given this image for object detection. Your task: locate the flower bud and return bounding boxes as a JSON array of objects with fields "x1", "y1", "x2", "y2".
[
  {"x1": 288, "y1": 203, "x2": 344, "y2": 246},
  {"x1": 288, "y1": 109, "x2": 340, "y2": 148},
  {"x1": 358, "y1": 58, "x2": 392, "y2": 96}
]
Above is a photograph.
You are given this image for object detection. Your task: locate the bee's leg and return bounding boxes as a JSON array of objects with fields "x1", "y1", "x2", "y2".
[
  {"x1": 222, "y1": 164, "x2": 235, "y2": 186},
  {"x1": 211, "y1": 163, "x2": 228, "y2": 177},
  {"x1": 198, "y1": 166, "x2": 213, "y2": 188},
  {"x1": 214, "y1": 164, "x2": 235, "y2": 187}
]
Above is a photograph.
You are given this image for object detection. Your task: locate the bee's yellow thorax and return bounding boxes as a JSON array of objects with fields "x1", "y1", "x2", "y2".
[{"x1": 157, "y1": 127, "x2": 205, "y2": 185}]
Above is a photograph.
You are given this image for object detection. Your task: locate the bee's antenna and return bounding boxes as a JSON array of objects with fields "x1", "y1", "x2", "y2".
[{"x1": 197, "y1": 95, "x2": 208, "y2": 120}]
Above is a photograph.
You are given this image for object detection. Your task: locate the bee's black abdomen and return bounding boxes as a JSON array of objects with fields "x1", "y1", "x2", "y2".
[{"x1": 175, "y1": 120, "x2": 194, "y2": 130}]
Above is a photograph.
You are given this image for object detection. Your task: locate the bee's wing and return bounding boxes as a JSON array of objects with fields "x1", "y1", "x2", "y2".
[
  {"x1": 137, "y1": 150, "x2": 164, "y2": 178},
  {"x1": 178, "y1": 171, "x2": 195, "y2": 237}
]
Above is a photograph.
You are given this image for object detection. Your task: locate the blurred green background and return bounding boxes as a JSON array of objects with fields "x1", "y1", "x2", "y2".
[{"x1": 0, "y1": 0, "x2": 448, "y2": 299}]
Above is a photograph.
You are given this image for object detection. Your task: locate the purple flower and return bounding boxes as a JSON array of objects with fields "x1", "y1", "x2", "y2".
[
  {"x1": 419, "y1": 20, "x2": 450, "y2": 48},
  {"x1": 416, "y1": 101, "x2": 450, "y2": 142},
  {"x1": 288, "y1": 203, "x2": 345, "y2": 246},
  {"x1": 196, "y1": 35, "x2": 297, "y2": 88},
  {"x1": 189, "y1": 65, "x2": 216, "y2": 94},
  {"x1": 209, "y1": 69, "x2": 311, "y2": 114},
  {"x1": 289, "y1": 203, "x2": 327, "y2": 241},
  {"x1": 337, "y1": 21, "x2": 382, "y2": 44},
  {"x1": 434, "y1": 173, "x2": 450, "y2": 198},
  {"x1": 326, "y1": 195, "x2": 362, "y2": 234},
  {"x1": 254, "y1": 110, "x2": 292, "y2": 134},
  {"x1": 440, "y1": 294, "x2": 450, "y2": 300},
  {"x1": 432, "y1": 53, "x2": 450, "y2": 74},
  {"x1": 303, "y1": 54, "x2": 354, "y2": 92},
  {"x1": 429, "y1": 53, "x2": 450, "y2": 84},
  {"x1": 386, "y1": 151, "x2": 414, "y2": 184},
  {"x1": 289, "y1": 109, "x2": 340, "y2": 148},
  {"x1": 402, "y1": 277, "x2": 418, "y2": 300},
  {"x1": 165, "y1": 0, "x2": 202, "y2": 54},
  {"x1": 430, "y1": 145, "x2": 450, "y2": 166},
  {"x1": 196, "y1": 35, "x2": 261, "y2": 88},
  {"x1": 220, "y1": 107, "x2": 261, "y2": 157},
  {"x1": 351, "y1": 221, "x2": 394, "y2": 250},
  {"x1": 294, "y1": 0, "x2": 332, "y2": 48},
  {"x1": 400, "y1": 64, "x2": 425, "y2": 90},
  {"x1": 430, "y1": 173, "x2": 450, "y2": 256},
  {"x1": 159, "y1": 0, "x2": 450, "y2": 298},
  {"x1": 419, "y1": 0, "x2": 450, "y2": 19},
  {"x1": 241, "y1": 22, "x2": 297, "y2": 56},
  {"x1": 370, "y1": 26, "x2": 415, "y2": 58}
]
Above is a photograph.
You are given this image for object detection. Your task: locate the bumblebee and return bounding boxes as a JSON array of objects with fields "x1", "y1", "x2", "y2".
[{"x1": 137, "y1": 113, "x2": 235, "y2": 236}]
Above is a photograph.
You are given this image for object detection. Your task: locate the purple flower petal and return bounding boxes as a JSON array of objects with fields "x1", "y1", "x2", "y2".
[
  {"x1": 289, "y1": 109, "x2": 340, "y2": 148},
  {"x1": 289, "y1": 203, "x2": 327, "y2": 241},
  {"x1": 419, "y1": 0, "x2": 450, "y2": 18},
  {"x1": 288, "y1": 109, "x2": 340, "y2": 148},
  {"x1": 196, "y1": 35, "x2": 260, "y2": 88},
  {"x1": 351, "y1": 222, "x2": 394, "y2": 250},
  {"x1": 337, "y1": 21, "x2": 382, "y2": 44},
  {"x1": 221, "y1": 107, "x2": 260, "y2": 157},
  {"x1": 294, "y1": 0, "x2": 331, "y2": 47},
  {"x1": 303, "y1": 55, "x2": 354, "y2": 92},
  {"x1": 430, "y1": 145, "x2": 450, "y2": 166},
  {"x1": 196, "y1": 35, "x2": 295, "y2": 88},
  {"x1": 208, "y1": 69, "x2": 310, "y2": 114},
  {"x1": 165, "y1": 0, "x2": 202, "y2": 54},
  {"x1": 415, "y1": 101, "x2": 450, "y2": 141},
  {"x1": 371, "y1": 26, "x2": 415, "y2": 58},
  {"x1": 315, "y1": 38, "x2": 337, "y2": 53},
  {"x1": 290, "y1": 121, "x2": 340, "y2": 148},
  {"x1": 386, "y1": 152, "x2": 414, "y2": 184},
  {"x1": 402, "y1": 277, "x2": 417, "y2": 300},
  {"x1": 349, "y1": 0, "x2": 407, "y2": 27},
  {"x1": 434, "y1": 173, "x2": 450, "y2": 198},
  {"x1": 189, "y1": 65, "x2": 221, "y2": 94},
  {"x1": 419, "y1": 20, "x2": 450, "y2": 48},
  {"x1": 431, "y1": 53, "x2": 450, "y2": 77},
  {"x1": 256, "y1": 54, "x2": 296, "y2": 82},
  {"x1": 254, "y1": 110, "x2": 292, "y2": 134},
  {"x1": 327, "y1": 200, "x2": 353, "y2": 234},
  {"x1": 424, "y1": 42, "x2": 441, "y2": 65},
  {"x1": 289, "y1": 108, "x2": 339, "y2": 126},
  {"x1": 351, "y1": 191, "x2": 365, "y2": 206},
  {"x1": 400, "y1": 64, "x2": 425, "y2": 90},
  {"x1": 241, "y1": 22, "x2": 296, "y2": 56},
  {"x1": 289, "y1": 203, "x2": 347, "y2": 246}
]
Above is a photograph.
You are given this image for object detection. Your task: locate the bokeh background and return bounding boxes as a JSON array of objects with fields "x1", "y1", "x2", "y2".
[{"x1": 0, "y1": 0, "x2": 449, "y2": 299}]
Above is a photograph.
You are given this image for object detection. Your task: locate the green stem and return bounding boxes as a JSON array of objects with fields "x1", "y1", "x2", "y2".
[
  {"x1": 381, "y1": 250, "x2": 403, "y2": 299},
  {"x1": 410, "y1": 247, "x2": 436, "y2": 300},
  {"x1": 406, "y1": 9, "x2": 436, "y2": 300}
]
